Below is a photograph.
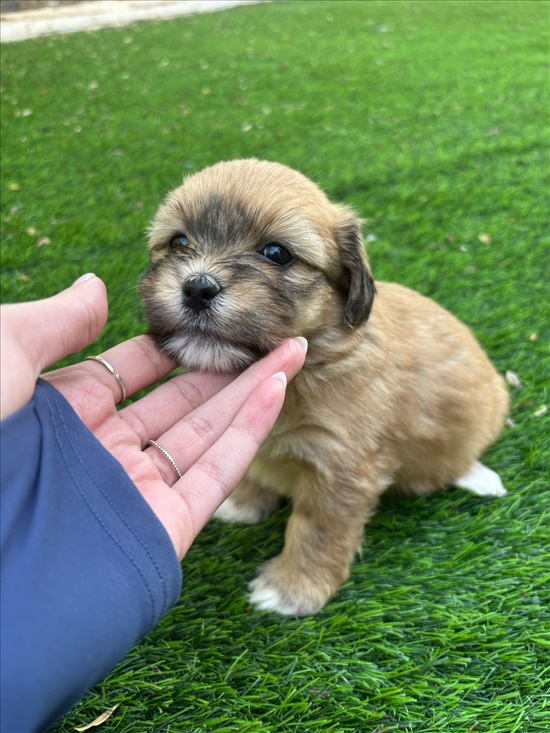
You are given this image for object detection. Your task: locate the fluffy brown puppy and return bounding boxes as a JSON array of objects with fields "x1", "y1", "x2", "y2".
[{"x1": 140, "y1": 159, "x2": 509, "y2": 616}]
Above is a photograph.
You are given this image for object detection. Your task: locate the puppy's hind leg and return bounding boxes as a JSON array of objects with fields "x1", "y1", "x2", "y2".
[
  {"x1": 454, "y1": 461, "x2": 507, "y2": 497},
  {"x1": 214, "y1": 477, "x2": 282, "y2": 525}
]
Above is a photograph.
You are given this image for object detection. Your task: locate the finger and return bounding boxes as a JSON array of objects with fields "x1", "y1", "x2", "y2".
[
  {"x1": 123, "y1": 337, "x2": 307, "y2": 447},
  {"x1": 45, "y1": 334, "x2": 176, "y2": 410},
  {"x1": 174, "y1": 373, "x2": 288, "y2": 549},
  {"x1": 121, "y1": 370, "x2": 235, "y2": 441},
  {"x1": 5, "y1": 274, "x2": 108, "y2": 375},
  {"x1": 139, "y1": 339, "x2": 306, "y2": 481},
  {"x1": 1, "y1": 275, "x2": 109, "y2": 418},
  {"x1": 86, "y1": 335, "x2": 176, "y2": 401}
]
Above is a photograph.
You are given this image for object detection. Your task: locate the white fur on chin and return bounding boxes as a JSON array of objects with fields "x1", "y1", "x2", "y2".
[{"x1": 163, "y1": 333, "x2": 254, "y2": 373}]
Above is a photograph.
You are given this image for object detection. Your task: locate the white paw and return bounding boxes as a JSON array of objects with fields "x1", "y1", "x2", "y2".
[
  {"x1": 248, "y1": 576, "x2": 303, "y2": 616},
  {"x1": 213, "y1": 495, "x2": 264, "y2": 524},
  {"x1": 248, "y1": 567, "x2": 329, "y2": 616},
  {"x1": 455, "y1": 461, "x2": 507, "y2": 497}
]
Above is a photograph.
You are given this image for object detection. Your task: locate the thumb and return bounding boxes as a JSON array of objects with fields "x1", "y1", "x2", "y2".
[
  {"x1": 1, "y1": 275, "x2": 108, "y2": 418},
  {"x1": 18, "y1": 274, "x2": 109, "y2": 372}
]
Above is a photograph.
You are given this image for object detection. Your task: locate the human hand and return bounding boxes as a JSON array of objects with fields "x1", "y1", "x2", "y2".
[{"x1": 0, "y1": 274, "x2": 307, "y2": 560}]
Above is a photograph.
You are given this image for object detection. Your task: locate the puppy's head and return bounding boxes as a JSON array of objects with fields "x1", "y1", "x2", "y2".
[{"x1": 140, "y1": 159, "x2": 375, "y2": 372}]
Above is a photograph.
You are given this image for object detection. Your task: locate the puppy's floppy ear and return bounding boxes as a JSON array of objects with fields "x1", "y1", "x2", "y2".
[{"x1": 334, "y1": 208, "x2": 376, "y2": 328}]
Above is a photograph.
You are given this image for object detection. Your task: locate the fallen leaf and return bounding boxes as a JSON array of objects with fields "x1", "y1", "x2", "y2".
[
  {"x1": 26, "y1": 226, "x2": 37, "y2": 236},
  {"x1": 505, "y1": 370, "x2": 522, "y2": 388},
  {"x1": 533, "y1": 405, "x2": 547, "y2": 418},
  {"x1": 528, "y1": 333, "x2": 538, "y2": 341},
  {"x1": 478, "y1": 233, "x2": 491, "y2": 244},
  {"x1": 74, "y1": 704, "x2": 119, "y2": 732},
  {"x1": 36, "y1": 237, "x2": 51, "y2": 247}
]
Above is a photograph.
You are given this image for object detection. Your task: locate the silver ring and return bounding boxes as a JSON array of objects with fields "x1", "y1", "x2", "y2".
[
  {"x1": 147, "y1": 440, "x2": 183, "y2": 480},
  {"x1": 85, "y1": 355, "x2": 127, "y2": 404}
]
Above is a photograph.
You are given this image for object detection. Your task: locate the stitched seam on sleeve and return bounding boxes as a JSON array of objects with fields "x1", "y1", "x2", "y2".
[
  {"x1": 50, "y1": 396, "x2": 173, "y2": 615},
  {"x1": 45, "y1": 391, "x2": 162, "y2": 624}
]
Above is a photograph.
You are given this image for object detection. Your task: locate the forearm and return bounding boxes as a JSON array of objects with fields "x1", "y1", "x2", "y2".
[{"x1": 1, "y1": 380, "x2": 182, "y2": 732}]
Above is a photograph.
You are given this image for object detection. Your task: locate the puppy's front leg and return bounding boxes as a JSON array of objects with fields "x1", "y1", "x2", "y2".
[{"x1": 249, "y1": 471, "x2": 379, "y2": 616}]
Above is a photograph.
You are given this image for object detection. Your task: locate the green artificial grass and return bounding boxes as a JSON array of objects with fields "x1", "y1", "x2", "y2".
[{"x1": 1, "y1": 1, "x2": 549, "y2": 731}]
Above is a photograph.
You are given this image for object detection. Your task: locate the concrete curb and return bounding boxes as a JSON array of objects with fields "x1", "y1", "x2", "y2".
[{"x1": 0, "y1": 0, "x2": 263, "y2": 43}]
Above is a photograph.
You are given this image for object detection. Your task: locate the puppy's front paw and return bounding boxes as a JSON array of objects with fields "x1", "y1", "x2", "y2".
[{"x1": 248, "y1": 557, "x2": 334, "y2": 616}]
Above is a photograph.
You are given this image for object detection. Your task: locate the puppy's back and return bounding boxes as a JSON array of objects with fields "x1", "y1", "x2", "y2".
[{"x1": 366, "y1": 282, "x2": 508, "y2": 490}]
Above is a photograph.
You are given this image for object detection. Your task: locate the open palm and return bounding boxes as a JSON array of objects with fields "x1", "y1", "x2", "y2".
[{"x1": 1, "y1": 275, "x2": 306, "y2": 560}]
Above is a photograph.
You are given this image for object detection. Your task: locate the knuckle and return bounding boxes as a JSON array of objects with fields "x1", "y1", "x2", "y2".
[
  {"x1": 132, "y1": 335, "x2": 166, "y2": 373},
  {"x1": 173, "y1": 376, "x2": 205, "y2": 412},
  {"x1": 235, "y1": 422, "x2": 262, "y2": 453},
  {"x1": 199, "y1": 457, "x2": 228, "y2": 495},
  {"x1": 73, "y1": 293, "x2": 102, "y2": 351},
  {"x1": 187, "y1": 413, "x2": 217, "y2": 447}
]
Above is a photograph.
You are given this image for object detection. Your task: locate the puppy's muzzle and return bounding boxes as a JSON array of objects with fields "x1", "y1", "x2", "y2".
[{"x1": 183, "y1": 274, "x2": 221, "y2": 312}]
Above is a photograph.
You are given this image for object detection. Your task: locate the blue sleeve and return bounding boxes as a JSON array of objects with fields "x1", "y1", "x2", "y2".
[{"x1": 0, "y1": 380, "x2": 183, "y2": 733}]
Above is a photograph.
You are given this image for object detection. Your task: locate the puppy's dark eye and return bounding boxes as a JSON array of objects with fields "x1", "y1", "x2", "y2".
[
  {"x1": 259, "y1": 244, "x2": 292, "y2": 266},
  {"x1": 169, "y1": 234, "x2": 191, "y2": 252}
]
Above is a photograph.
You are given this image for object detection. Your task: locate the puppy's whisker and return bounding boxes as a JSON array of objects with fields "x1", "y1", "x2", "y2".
[
  {"x1": 115, "y1": 285, "x2": 143, "y2": 312},
  {"x1": 120, "y1": 284, "x2": 141, "y2": 297}
]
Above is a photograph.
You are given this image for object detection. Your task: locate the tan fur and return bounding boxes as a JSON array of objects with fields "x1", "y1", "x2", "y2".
[{"x1": 140, "y1": 159, "x2": 509, "y2": 615}]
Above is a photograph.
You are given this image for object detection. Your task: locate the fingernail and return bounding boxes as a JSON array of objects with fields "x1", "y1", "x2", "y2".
[
  {"x1": 272, "y1": 371, "x2": 287, "y2": 387},
  {"x1": 294, "y1": 336, "x2": 308, "y2": 354},
  {"x1": 72, "y1": 273, "x2": 96, "y2": 286}
]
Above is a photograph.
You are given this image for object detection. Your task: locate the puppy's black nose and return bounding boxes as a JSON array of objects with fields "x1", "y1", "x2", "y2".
[{"x1": 183, "y1": 274, "x2": 221, "y2": 312}]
